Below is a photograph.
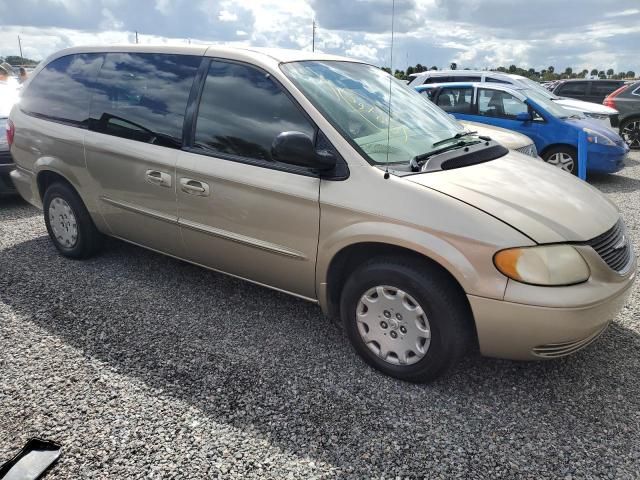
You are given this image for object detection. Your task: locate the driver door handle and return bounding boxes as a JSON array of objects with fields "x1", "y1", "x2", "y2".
[
  {"x1": 180, "y1": 178, "x2": 210, "y2": 196},
  {"x1": 145, "y1": 170, "x2": 172, "y2": 187}
]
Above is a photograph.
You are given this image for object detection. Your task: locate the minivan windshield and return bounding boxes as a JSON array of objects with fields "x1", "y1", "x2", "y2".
[
  {"x1": 281, "y1": 61, "x2": 466, "y2": 165},
  {"x1": 521, "y1": 88, "x2": 573, "y2": 118}
]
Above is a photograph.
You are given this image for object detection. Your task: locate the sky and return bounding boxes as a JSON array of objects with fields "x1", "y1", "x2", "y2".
[{"x1": 0, "y1": 0, "x2": 638, "y2": 74}]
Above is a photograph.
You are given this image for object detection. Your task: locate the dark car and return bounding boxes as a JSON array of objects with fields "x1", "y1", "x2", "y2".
[
  {"x1": 550, "y1": 79, "x2": 627, "y2": 104},
  {"x1": 605, "y1": 81, "x2": 640, "y2": 149},
  {"x1": 0, "y1": 116, "x2": 16, "y2": 195}
]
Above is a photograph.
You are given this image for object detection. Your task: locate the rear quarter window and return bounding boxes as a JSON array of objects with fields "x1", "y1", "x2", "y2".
[{"x1": 20, "y1": 53, "x2": 104, "y2": 126}]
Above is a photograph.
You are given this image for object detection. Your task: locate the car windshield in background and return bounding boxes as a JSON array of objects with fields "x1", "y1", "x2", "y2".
[
  {"x1": 517, "y1": 77, "x2": 561, "y2": 100},
  {"x1": 522, "y1": 88, "x2": 573, "y2": 118},
  {"x1": 281, "y1": 61, "x2": 465, "y2": 165}
]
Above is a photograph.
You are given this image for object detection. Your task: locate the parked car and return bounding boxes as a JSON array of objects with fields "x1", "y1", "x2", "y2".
[
  {"x1": 603, "y1": 81, "x2": 640, "y2": 149},
  {"x1": 459, "y1": 120, "x2": 539, "y2": 158},
  {"x1": 550, "y1": 79, "x2": 626, "y2": 104},
  {"x1": 8, "y1": 46, "x2": 635, "y2": 382},
  {"x1": 415, "y1": 82, "x2": 629, "y2": 175},
  {"x1": 409, "y1": 70, "x2": 620, "y2": 131},
  {"x1": 0, "y1": 83, "x2": 19, "y2": 195}
]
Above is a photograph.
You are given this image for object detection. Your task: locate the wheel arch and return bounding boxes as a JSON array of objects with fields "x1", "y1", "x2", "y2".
[
  {"x1": 321, "y1": 241, "x2": 478, "y2": 346},
  {"x1": 539, "y1": 143, "x2": 577, "y2": 158}
]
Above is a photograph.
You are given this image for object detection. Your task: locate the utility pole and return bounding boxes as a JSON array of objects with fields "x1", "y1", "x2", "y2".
[
  {"x1": 135, "y1": 31, "x2": 139, "y2": 44},
  {"x1": 312, "y1": 19, "x2": 316, "y2": 52},
  {"x1": 18, "y1": 35, "x2": 23, "y2": 60}
]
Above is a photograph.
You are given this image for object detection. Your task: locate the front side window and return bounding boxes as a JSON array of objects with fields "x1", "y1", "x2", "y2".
[
  {"x1": 21, "y1": 53, "x2": 104, "y2": 126},
  {"x1": 478, "y1": 89, "x2": 527, "y2": 119},
  {"x1": 557, "y1": 82, "x2": 588, "y2": 96},
  {"x1": 194, "y1": 61, "x2": 315, "y2": 162},
  {"x1": 88, "y1": 53, "x2": 200, "y2": 148},
  {"x1": 281, "y1": 61, "x2": 464, "y2": 165},
  {"x1": 436, "y1": 87, "x2": 473, "y2": 113}
]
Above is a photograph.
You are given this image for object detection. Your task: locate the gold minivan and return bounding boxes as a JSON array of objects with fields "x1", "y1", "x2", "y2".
[{"x1": 8, "y1": 46, "x2": 636, "y2": 382}]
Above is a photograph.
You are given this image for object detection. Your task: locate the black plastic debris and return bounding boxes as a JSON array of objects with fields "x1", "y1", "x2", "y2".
[{"x1": 0, "y1": 439, "x2": 61, "y2": 480}]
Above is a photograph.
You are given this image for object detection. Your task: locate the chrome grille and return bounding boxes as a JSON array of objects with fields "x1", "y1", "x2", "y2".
[
  {"x1": 515, "y1": 143, "x2": 537, "y2": 158},
  {"x1": 532, "y1": 324, "x2": 609, "y2": 358},
  {"x1": 588, "y1": 220, "x2": 632, "y2": 272}
]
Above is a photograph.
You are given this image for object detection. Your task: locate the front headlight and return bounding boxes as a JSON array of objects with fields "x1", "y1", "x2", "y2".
[
  {"x1": 494, "y1": 245, "x2": 590, "y2": 286},
  {"x1": 583, "y1": 127, "x2": 615, "y2": 146}
]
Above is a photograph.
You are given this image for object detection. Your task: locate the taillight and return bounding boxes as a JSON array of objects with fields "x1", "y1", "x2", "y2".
[
  {"x1": 603, "y1": 85, "x2": 626, "y2": 110},
  {"x1": 6, "y1": 118, "x2": 15, "y2": 147}
]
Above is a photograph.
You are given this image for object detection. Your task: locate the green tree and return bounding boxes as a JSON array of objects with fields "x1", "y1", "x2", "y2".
[
  {"x1": 430, "y1": 65, "x2": 438, "y2": 70},
  {"x1": 606, "y1": 68, "x2": 614, "y2": 78},
  {"x1": 590, "y1": 68, "x2": 598, "y2": 76},
  {"x1": 406, "y1": 66, "x2": 415, "y2": 76},
  {"x1": 508, "y1": 64, "x2": 517, "y2": 73},
  {"x1": 4, "y1": 55, "x2": 38, "y2": 65},
  {"x1": 564, "y1": 67, "x2": 572, "y2": 77},
  {"x1": 548, "y1": 66, "x2": 555, "y2": 74},
  {"x1": 450, "y1": 62, "x2": 457, "y2": 70},
  {"x1": 626, "y1": 70, "x2": 636, "y2": 78}
]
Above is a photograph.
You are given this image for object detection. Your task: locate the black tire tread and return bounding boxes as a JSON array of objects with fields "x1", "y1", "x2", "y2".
[
  {"x1": 43, "y1": 182, "x2": 103, "y2": 259},
  {"x1": 340, "y1": 255, "x2": 472, "y2": 383}
]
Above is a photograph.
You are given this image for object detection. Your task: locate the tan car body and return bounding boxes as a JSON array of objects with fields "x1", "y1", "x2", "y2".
[{"x1": 9, "y1": 45, "x2": 636, "y2": 361}]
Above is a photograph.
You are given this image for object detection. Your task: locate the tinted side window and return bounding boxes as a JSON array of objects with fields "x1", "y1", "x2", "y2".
[
  {"x1": 194, "y1": 61, "x2": 315, "y2": 162},
  {"x1": 21, "y1": 54, "x2": 103, "y2": 126},
  {"x1": 436, "y1": 87, "x2": 473, "y2": 113},
  {"x1": 591, "y1": 81, "x2": 623, "y2": 95},
  {"x1": 478, "y1": 89, "x2": 527, "y2": 118},
  {"x1": 557, "y1": 82, "x2": 588, "y2": 96},
  {"x1": 89, "y1": 53, "x2": 200, "y2": 149}
]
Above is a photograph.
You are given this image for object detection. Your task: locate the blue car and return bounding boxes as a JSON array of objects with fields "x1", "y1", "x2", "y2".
[{"x1": 415, "y1": 82, "x2": 629, "y2": 175}]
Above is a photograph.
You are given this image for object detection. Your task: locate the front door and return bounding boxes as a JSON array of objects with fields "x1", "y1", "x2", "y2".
[
  {"x1": 474, "y1": 87, "x2": 546, "y2": 148},
  {"x1": 84, "y1": 51, "x2": 202, "y2": 255},
  {"x1": 176, "y1": 59, "x2": 321, "y2": 299}
]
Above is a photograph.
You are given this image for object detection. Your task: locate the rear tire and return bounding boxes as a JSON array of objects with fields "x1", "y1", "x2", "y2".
[
  {"x1": 542, "y1": 146, "x2": 578, "y2": 175},
  {"x1": 340, "y1": 257, "x2": 472, "y2": 383},
  {"x1": 43, "y1": 182, "x2": 103, "y2": 259},
  {"x1": 620, "y1": 118, "x2": 640, "y2": 150}
]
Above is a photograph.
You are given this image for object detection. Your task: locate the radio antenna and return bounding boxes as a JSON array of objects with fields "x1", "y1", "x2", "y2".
[{"x1": 384, "y1": 0, "x2": 395, "y2": 179}]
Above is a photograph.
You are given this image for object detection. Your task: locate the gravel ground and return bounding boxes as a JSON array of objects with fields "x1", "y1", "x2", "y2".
[{"x1": 1, "y1": 152, "x2": 639, "y2": 479}]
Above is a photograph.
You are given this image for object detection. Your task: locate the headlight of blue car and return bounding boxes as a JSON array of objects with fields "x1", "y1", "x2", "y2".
[{"x1": 583, "y1": 127, "x2": 615, "y2": 146}]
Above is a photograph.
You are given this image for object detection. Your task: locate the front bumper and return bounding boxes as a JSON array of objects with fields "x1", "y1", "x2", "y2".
[
  {"x1": 587, "y1": 142, "x2": 629, "y2": 174},
  {"x1": 470, "y1": 246, "x2": 636, "y2": 360}
]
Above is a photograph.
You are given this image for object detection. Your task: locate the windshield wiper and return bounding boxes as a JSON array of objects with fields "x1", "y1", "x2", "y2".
[{"x1": 431, "y1": 130, "x2": 477, "y2": 148}]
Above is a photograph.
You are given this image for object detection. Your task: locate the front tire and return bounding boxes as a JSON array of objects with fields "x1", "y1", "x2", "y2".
[
  {"x1": 542, "y1": 146, "x2": 578, "y2": 175},
  {"x1": 340, "y1": 257, "x2": 472, "y2": 383},
  {"x1": 43, "y1": 182, "x2": 103, "y2": 259}
]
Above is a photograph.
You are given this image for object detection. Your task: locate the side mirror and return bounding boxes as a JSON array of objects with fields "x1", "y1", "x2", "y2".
[
  {"x1": 515, "y1": 112, "x2": 532, "y2": 122},
  {"x1": 271, "y1": 131, "x2": 336, "y2": 171}
]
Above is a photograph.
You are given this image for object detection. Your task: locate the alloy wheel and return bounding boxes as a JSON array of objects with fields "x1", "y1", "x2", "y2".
[{"x1": 622, "y1": 121, "x2": 640, "y2": 149}]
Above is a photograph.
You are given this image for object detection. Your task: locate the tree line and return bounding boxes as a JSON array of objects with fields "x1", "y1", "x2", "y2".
[
  {"x1": 1, "y1": 56, "x2": 39, "y2": 66},
  {"x1": 383, "y1": 62, "x2": 636, "y2": 81}
]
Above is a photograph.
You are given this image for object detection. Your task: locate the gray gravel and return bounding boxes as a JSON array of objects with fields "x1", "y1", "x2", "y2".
[{"x1": 1, "y1": 152, "x2": 639, "y2": 479}]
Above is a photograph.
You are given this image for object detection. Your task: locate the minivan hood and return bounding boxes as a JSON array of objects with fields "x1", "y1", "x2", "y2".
[
  {"x1": 555, "y1": 97, "x2": 618, "y2": 115},
  {"x1": 407, "y1": 154, "x2": 619, "y2": 243}
]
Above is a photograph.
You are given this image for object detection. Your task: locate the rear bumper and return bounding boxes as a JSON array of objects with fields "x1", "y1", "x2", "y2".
[
  {"x1": 469, "y1": 276, "x2": 634, "y2": 360},
  {"x1": 9, "y1": 166, "x2": 40, "y2": 206},
  {"x1": 0, "y1": 162, "x2": 17, "y2": 194}
]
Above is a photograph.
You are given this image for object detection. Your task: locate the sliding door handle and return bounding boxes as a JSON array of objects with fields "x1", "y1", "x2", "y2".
[
  {"x1": 145, "y1": 170, "x2": 172, "y2": 187},
  {"x1": 180, "y1": 178, "x2": 210, "y2": 196}
]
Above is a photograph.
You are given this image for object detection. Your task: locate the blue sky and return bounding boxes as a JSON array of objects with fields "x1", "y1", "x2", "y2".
[{"x1": 0, "y1": 0, "x2": 638, "y2": 74}]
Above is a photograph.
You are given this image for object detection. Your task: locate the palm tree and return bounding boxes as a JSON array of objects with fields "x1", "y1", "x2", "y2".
[{"x1": 450, "y1": 62, "x2": 457, "y2": 70}]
